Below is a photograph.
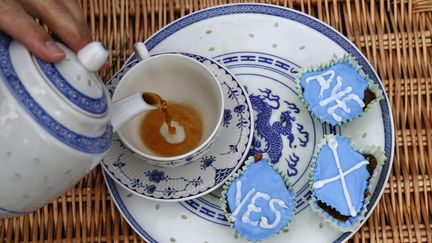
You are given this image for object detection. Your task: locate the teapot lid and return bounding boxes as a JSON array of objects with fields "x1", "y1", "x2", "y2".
[{"x1": 34, "y1": 42, "x2": 109, "y2": 117}]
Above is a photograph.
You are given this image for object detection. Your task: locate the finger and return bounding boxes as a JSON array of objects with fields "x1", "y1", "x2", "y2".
[
  {"x1": 61, "y1": 0, "x2": 92, "y2": 44},
  {"x1": 0, "y1": 0, "x2": 65, "y2": 62},
  {"x1": 61, "y1": 1, "x2": 108, "y2": 71},
  {"x1": 19, "y1": 0, "x2": 91, "y2": 52},
  {"x1": 62, "y1": 0, "x2": 89, "y2": 27},
  {"x1": 61, "y1": 0, "x2": 108, "y2": 71}
]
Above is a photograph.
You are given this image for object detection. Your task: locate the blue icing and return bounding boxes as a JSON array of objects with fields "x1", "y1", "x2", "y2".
[
  {"x1": 300, "y1": 62, "x2": 369, "y2": 125},
  {"x1": 312, "y1": 136, "x2": 370, "y2": 217},
  {"x1": 226, "y1": 159, "x2": 295, "y2": 242}
]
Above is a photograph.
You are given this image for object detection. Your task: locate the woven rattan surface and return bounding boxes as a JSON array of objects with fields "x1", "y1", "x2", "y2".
[{"x1": 1, "y1": 0, "x2": 431, "y2": 242}]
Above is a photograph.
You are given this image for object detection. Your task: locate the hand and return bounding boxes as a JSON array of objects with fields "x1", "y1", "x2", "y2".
[{"x1": 0, "y1": 0, "x2": 92, "y2": 63}]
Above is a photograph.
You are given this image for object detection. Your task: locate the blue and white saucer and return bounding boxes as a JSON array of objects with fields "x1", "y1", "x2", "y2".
[{"x1": 101, "y1": 53, "x2": 253, "y2": 201}]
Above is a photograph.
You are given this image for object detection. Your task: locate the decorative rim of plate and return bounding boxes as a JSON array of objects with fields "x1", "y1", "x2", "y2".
[
  {"x1": 104, "y1": 173, "x2": 158, "y2": 243},
  {"x1": 102, "y1": 52, "x2": 254, "y2": 201},
  {"x1": 105, "y1": 3, "x2": 395, "y2": 242}
]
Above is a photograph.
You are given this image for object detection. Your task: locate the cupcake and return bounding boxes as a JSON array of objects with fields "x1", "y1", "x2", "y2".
[
  {"x1": 309, "y1": 135, "x2": 386, "y2": 231},
  {"x1": 297, "y1": 54, "x2": 383, "y2": 125},
  {"x1": 220, "y1": 154, "x2": 296, "y2": 242}
]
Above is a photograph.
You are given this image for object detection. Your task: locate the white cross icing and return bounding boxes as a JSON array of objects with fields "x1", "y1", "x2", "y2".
[
  {"x1": 312, "y1": 138, "x2": 369, "y2": 217},
  {"x1": 305, "y1": 70, "x2": 365, "y2": 122}
]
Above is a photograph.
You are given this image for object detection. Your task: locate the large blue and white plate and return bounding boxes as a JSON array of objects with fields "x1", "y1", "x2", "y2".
[
  {"x1": 103, "y1": 3, "x2": 394, "y2": 242},
  {"x1": 102, "y1": 53, "x2": 253, "y2": 201}
]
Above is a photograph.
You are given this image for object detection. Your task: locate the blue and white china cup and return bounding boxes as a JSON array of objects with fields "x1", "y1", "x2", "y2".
[{"x1": 112, "y1": 43, "x2": 224, "y2": 168}]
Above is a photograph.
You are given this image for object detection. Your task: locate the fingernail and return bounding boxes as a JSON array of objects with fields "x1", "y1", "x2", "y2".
[{"x1": 45, "y1": 41, "x2": 64, "y2": 57}]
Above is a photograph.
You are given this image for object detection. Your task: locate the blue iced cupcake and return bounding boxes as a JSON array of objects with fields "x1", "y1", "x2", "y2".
[
  {"x1": 296, "y1": 54, "x2": 383, "y2": 126},
  {"x1": 220, "y1": 154, "x2": 296, "y2": 241},
  {"x1": 309, "y1": 135, "x2": 386, "y2": 231}
]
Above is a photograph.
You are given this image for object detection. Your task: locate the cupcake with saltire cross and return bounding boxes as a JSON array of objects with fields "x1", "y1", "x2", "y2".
[
  {"x1": 296, "y1": 54, "x2": 383, "y2": 126},
  {"x1": 220, "y1": 154, "x2": 296, "y2": 242},
  {"x1": 309, "y1": 135, "x2": 386, "y2": 231}
]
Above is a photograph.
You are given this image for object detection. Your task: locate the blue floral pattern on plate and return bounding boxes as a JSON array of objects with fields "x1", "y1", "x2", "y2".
[{"x1": 101, "y1": 53, "x2": 253, "y2": 201}]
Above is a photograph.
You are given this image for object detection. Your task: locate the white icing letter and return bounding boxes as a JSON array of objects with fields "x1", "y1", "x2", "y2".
[
  {"x1": 235, "y1": 180, "x2": 242, "y2": 207},
  {"x1": 232, "y1": 181, "x2": 256, "y2": 219},
  {"x1": 232, "y1": 183, "x2": 292, "y2": 229},
  {"x1": 241, "y1": 192, "x2": 270, "y2": 226},
  {"x1": 242, "y1": 204, "x2": 260, "y2": 227},
  {"x1": 305, "y1": 70, "x2": 335, "y2": 98},
  {"x1": 259, "y1": 199, "x2": 288, "y2": 229},
  {"x1": 316, "y1": 76, "x2": 365, "y2": 122},
  {"x1": 342, "y1": 93, "x2": 365, "y2": 108}
]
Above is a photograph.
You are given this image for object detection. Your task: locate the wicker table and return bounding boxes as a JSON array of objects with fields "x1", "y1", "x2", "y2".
[{"x1": 1, "y1": 0, "x2": 431, "y2": 242}]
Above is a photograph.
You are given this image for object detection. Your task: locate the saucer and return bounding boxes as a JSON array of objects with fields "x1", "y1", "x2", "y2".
[{"x1": 101, "y1": 52, "x2": 253, "y2": 201}]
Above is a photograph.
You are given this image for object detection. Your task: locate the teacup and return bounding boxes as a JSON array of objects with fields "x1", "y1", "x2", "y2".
[{"x1": 112, "y1": 44, "x2": 224, "y2": 167}]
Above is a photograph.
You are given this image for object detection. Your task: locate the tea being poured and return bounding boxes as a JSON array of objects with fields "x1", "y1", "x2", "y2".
[
  {"x1": 142, "y1": 92, "x2": 176, "y2": 134},
  {"x1": 140, "y1": 93, "x2": 204, "y2": 157}
]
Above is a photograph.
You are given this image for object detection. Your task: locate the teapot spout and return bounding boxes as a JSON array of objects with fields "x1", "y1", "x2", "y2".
[{"x1": 111, "y1": 92, "x2": 159, "y2": 131}]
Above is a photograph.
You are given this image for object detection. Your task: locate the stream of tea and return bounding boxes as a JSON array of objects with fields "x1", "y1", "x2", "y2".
[{"x1": 140, "y1": 93, "x2": 203, "y2": 157}]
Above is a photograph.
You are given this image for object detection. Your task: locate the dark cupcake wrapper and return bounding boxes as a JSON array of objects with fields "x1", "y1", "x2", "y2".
[{"x1": 308, "y1": 135, "x2": 386, "y2": 231}]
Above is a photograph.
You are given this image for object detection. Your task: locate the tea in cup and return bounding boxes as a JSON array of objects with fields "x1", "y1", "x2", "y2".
[
  {"x1": 139, "y1": 92, "x2": 204, "y2": 157},
  {"x1": 112, "y1": 44, "x2": 224, "y2": 167}
]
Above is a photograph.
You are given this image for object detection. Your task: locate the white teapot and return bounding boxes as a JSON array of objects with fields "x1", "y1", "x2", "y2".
[{"x1": 0, "y1": 34, "x2": 157, "y2": 218}]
